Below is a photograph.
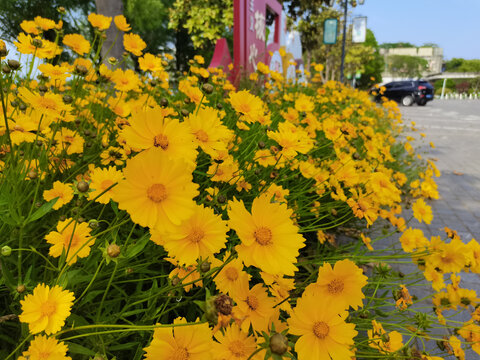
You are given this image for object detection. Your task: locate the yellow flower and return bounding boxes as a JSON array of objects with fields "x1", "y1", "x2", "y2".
[
  {"x1": 184, "y1": 106, "x2": 232, "y2": 157},
  {"x1": 228, "y1": 194, "x2": 305, "y2": 276},
  {"x1": 412, "y1": 198, "x2": 433, "y2": 224},
  {"x1": 43, "y1": 181, "x2": 74, "y2": 210},
  {"x1": 288, "y1": 291, "x2": 357, "y2": 360},
  {"x1": 18, "y1": 88, "x2": 72, "y2": 118},
  {"x1": 143, "y1": 318, "x2": 213, "y2": 360},
  {"x1": 120, "y1": 106, "x2": 197, "y2": 166},
  {"x1": 228, "y1": 90, "x2": 264, "y2": 123},
  {"x1": 306, "y1": 259, "x2": 368, "y2": 310},
  {"x1": 19, "y1": 284, "x2": 74, "y2": 334},
  {"x1": 34, "y1": 16, "x2": 56, "y2": 31},
  {"x1": 45, "y1": 219, "x2": 94, "y2": 264},
  {"x1": 123, "y1": 33, "x2": 146, "y2": 56},
  {"x1": 20, "y1": 20, "x2": 41, "y2": 35},
  {"x1": 20, "y1": 335, "x2": 72, "y2": 360},
  {"x1": 213, "y1": 323, "x2": 258, "y2": 360},
  {"x1": 114, "y1": 15, "x2": 131, "y2": 32},
  {"x1": 88, "y1": 166, "x2": 123, "y2": 204},
  {"x1": 38, "y1": 63, "x2": 69, "y2": 83},
  {"x1": 88, "y1": 13, "x2": 112, "y2": 31},
  {"x1": 212, "y1": 255, "x2": 250, "y2": 299},
  {"x1": 112, "y1": 150, "x2": 198, "y2": 229},
  {"x1": 294, "y1": 94, "x2": 314, "y2": 112},
  {"x1": 399, "y1": 227, "x2": 428, "y2": 253},
  {"x1": 111, "y1": 68, "x2": 141, "y2": 92},
  {"x1": 233, "y1": 284, "x2": 276, "y2": 332},
  {"x1": 158, "y1": 204, "x2": 228, "y2": 265},
  {"x1": 367, "y1": 320, "x2": 404, "y2": 353},
  {"x1": 63, "y1": 33, "x2": 90, "y2": 56},
  {"x1": 139, "y1": 53, "x2": 163, "y2": 72}
]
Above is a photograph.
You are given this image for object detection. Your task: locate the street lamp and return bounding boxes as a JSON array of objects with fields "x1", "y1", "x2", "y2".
[{"x1": 339, "y1": 0, "x2": 365, "y2": 83}]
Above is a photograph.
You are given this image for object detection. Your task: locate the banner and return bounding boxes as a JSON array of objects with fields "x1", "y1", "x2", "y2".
[
  {"x1": 352, "y1": 17, "x2": 367, "y2": 43},
  {"x1": 323, "y1": 19, "x2": 338, "y2": 45}
]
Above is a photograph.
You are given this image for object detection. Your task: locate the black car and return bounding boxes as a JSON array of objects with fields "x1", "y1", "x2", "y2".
[{"x1": 370, "y1": 80, "x2": 434, "y2": 106}]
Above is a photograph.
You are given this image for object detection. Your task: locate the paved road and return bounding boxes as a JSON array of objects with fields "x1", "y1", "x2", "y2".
[
  {"x1": 399, "y1": 100, "x2": 480, "y2": 358},
  {"x1": 400, "y1": 100, "x2": 480, "y2": 242}
]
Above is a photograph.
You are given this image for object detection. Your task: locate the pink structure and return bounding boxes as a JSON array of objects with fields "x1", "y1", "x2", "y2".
[{"x1": 209, "y1": 0, "x2": 283, "y2": 85}]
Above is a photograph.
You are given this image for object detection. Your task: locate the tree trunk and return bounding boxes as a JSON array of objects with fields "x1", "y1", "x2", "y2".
[{"x1": 95, "y1": 0, "x2": 124, "y2": 67}]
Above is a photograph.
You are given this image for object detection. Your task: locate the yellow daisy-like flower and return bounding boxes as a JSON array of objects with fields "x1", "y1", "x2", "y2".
[
  {"x1": 158, "y1": 204, "x2": 228, "y2": 265},
  {"x1": 18, "y1": 88, "x2": 72, "y2": 118},
  {"x1": 139, "y1": 53, "x2": 163, "y2": 72},
  {"x1": 228, "y1": 194, "x2": 305, "y2": 276},
  {"x1": 412, "y1": 198, "x2": 433, "y2": 224},
  {"x1": 45, "y1": 219, "x2": 94, "y2": 264},
  {"x1": 19, "y1": 335, "x2": 71, "y2": 360},
  {"x1": 114, "y1": 14, "x2": 131, "y2": 32},
  {"x1": 38, "y1": 63, "x2": 69, "y2": 83},
  {"x1": 306, "y1": 259, "x2": 368, "y2": 310},
  {"x1": 34, "y1": 16, "x2": 56, "y2": 31},
  {"x1": 288, "y1": 291, "x2": 357, "y2": 360},
  {"x1": 19, "y1": 284, "x2": 75, "y2": 335},
  {"x1": 88, "y1": 13, "x2": 112, "y2": 31},
  {"x1": 213, "y1": 323, "x2": 259, "y2": 360},
  {"x1": 43, "y1": 181, "x2": 74, "y2": 210},
  {"x1": 112, "y1": 149, "x2": 198, "y2": 229},
  {"x1": 123, "y1": 33, "x2": 146, "y2": 56},
  {"x1": 111, "y1": 68, "x2": 141, "y2": 92},
  {"x1": 367, "y1": 320, "x2": 404, "y2": 354},
  {"x1": 233, "y1": 284, "x2": 276, "y2": 333},
  {"x1": 294, "y1": 94, "x2": 315, "y2": 113},
  {"x1": 143, "y1": 318, "x2": 213, "y2": 360},
  {"x1": 228, "y1": 90, "x2": 264, "y2": 123},
  {"x1": 184, "y1": 106, "x2": 232, "y2": 158},
  {"x1": 120, "y1": 106, "x2": 197, "y2": 166},
  {"x1": 88, "y1": 166, "x2": 123, "y2": 204},
  {"x1": 212, "y1": 255, "x2": 250, "y2": 299},
  {"x1": 20, "y1": 20, "x2": 41, "y2": 35},
  {"x1": 63, "y1": 33, "x2": 90, "y2": 56}
]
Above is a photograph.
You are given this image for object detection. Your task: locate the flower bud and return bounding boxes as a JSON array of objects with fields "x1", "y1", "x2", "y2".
[
  {"x1": 269, "y1": 333, "x2": 288, "y2": 355},
  {"x1": 202, "y1": 83, "x2": 214, "y2": 94},
  {"x1": 27, "y1": 170, "x2": 38, "y2": 179},
  {"x1": 7, "y1": 60, "x2": 20, "y2": 70},
  {"x1": 31, "y1": 38, "x2": 43, "y2": 48},
  {"x1": 107, "y1": 244, "x2": 121, "y2": 258},
  {"x1": 1, "y1": 245, "x2": 12, "y2": 256},
  {"x1": 16, "y1": 284, "x2": 26, "y2": 293},
  {"x1": 76, "y1": 181, "x2": 89, "y2": 193},
  {"x1": 199, "y1": 261, "x2": 210, "y2": 273},
  {"x1": 63, "y1": 95, "x2": 73, "y2": 104}
]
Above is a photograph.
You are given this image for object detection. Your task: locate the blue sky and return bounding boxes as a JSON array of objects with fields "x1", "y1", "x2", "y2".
[{"x1": 351, "y1": 0, "x2": 480, "y2": 60}]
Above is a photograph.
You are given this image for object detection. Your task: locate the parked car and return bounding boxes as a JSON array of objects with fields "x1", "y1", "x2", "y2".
[{"x1": 370, "y1": 80, "x2": 434, "y2": 106}]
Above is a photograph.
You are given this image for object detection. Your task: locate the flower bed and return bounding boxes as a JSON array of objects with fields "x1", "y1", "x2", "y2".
[{"x1": 0, "y1": 12, "x2": 479, "y2": 360}]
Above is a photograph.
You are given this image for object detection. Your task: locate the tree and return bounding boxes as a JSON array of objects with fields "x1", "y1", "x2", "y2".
[
  {"x1": 95, "y1": 0, "x2": 124, "y2": 64},
  {"x1": 379, "y1": 42, "x2": 416, "y2": 49},
  {"x1": 356, "y1": 29, "x2": 384, "y2": 89},
  {"x1": 387, "y1": 55, "x2": 428, "y2": 79},
  {"x1": 0, "y1": 0, "x2": 93, "y2": 42},
  {"x1": 445, "y1": 58, "x2": 480, "y2": 73}
]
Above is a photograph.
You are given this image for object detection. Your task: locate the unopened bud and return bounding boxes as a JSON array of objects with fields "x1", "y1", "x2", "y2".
[
  {"x1": 202, "y1": 83, "x2": 214, "y2": 94},
  {"x1": 16, "y1": 284, "x2": 26, "y2": 293},
  {"x1": 200, "y1": 261, "x2": 210, "y2": 272},
  {"x1": 27, "y1": 170, "x2": 38, "y2": 179},
  {"x1": 270, "y1": 333, "x2": 288, "y2": 355},
  {"x1": 1, "y1": 245, "x2": 12, "y2": 256},
  {"x1": 160, "y1": 98, "x2": 168, "y2": 107},
  {"x1": 107, "y1": 244, "x2": 121, "y2": 258},
  {"x1": 76, "y1": 181, "x2": 89, "y2": 193},
  {"x1": 181, "y1": 109, "x2": 189, "y2": 117},
  {"x1": 31, "y1": 38, "x2": 43, "y2": 48},
  {"x1": 63, "y1": 95, "x2": 73, "y2": 104},
  {"x1": 2, "y1": 65, "x2": 11, "y2": 74},
  {"x1": 7, "y1": 59, "x2": 20, "y2": 70}
]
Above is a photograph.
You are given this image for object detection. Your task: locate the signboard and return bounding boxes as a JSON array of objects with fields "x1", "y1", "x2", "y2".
[
  {"x1": 323, "y1": 19, "x2": 338, "y2": 45},
  {"x1": 352, "y1": 17, "x2": 367, "y2": 43}
]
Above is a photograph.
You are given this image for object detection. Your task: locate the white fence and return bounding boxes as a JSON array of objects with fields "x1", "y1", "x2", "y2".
[{"x1": 436, "y1": 93, "x2": 480, "y2": 100}]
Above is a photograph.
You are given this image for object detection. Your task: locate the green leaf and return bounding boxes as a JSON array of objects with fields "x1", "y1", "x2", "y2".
[
  {"x1": 68, "y1": 343, "x2": 96, "y2": 356},
  {"x1": 125, "y1": 234, "x2": 150, "y2": 259},
  {"x1": 25, "y1": 198, "x2": 57, "y2": 224}
]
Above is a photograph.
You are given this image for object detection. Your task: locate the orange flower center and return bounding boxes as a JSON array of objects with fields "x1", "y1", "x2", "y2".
[
  {"x1": 254, "y1": 227, "x2": 272, "y2": 246},
  {"x1": 327, "y1": 278, "x2": 344, "y2": 295},
  {"x1": 101, "y1": 179, "x2": 114, "y2": 190},
  {"x1": 41, "y1": 300, "x2": 57, "y2": 317},
  {"x1": 195, "y1": 130, "x2": 209, "y2": 143},
  {"x1": 237, "y1": 103, "x2": 251, "y2": 114},
  {"x1": 171, "y1": 347, "x2": 189, "y2": 360},
  {"x1": 246, "y1": 295, "x2": 259, "y2": 310},
  {"x1": 38, "y1": 352, "x2": 51, "y2": 360},
  {"x1": 313, "y1": 321, "x2": 330, "y2": 339},
  {"x1": 37, "y1": 96, "x2": 58, "y2": 110},
  {"x1": 153, "y1": 134, "x2": 169, "y2": 150},
  {"x1": 187, "y1": 228, "x2": 204, "y2": 243},
  {"x1": 147, "y1": 184, "x2": 167, "y2": 203},
  {"x1": 228, "y1": 340, "x2": 247, "y2": 357},
  {"x1": 63, "y1": 234, "x2": 81, "y2": 248},
  {"x1": 225, "y1": 267, "x2": 239, "y2": 281}
]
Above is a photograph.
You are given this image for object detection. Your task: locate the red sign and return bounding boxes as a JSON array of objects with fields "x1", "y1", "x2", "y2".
[{"x1": 209, "y1": 0, "x2": 283, "y2": 84}]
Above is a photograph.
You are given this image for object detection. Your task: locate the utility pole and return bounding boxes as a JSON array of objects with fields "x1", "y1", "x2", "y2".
[{"x1": 339, "y1": 0, "x2": 348, "y2": 83}]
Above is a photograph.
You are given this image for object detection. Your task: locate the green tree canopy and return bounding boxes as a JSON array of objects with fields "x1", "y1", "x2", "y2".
[
  {"x1": 380, "y1": 42, "x2": 416, "y2": 49},
  {"x1": 387, "y1": 55, "x2": 428, "y2": 78},
  {"x1": 445, "y1": 58, "x2": 480, "y2": 73}
]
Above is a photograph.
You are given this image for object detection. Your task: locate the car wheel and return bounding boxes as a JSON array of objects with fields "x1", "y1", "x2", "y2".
[
  {"x1": 402, "y1": 95, "x2": 414, "y2": 106},
  {"x1": 417, "y1": 98, "x2": 427, "y2": 106}
]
